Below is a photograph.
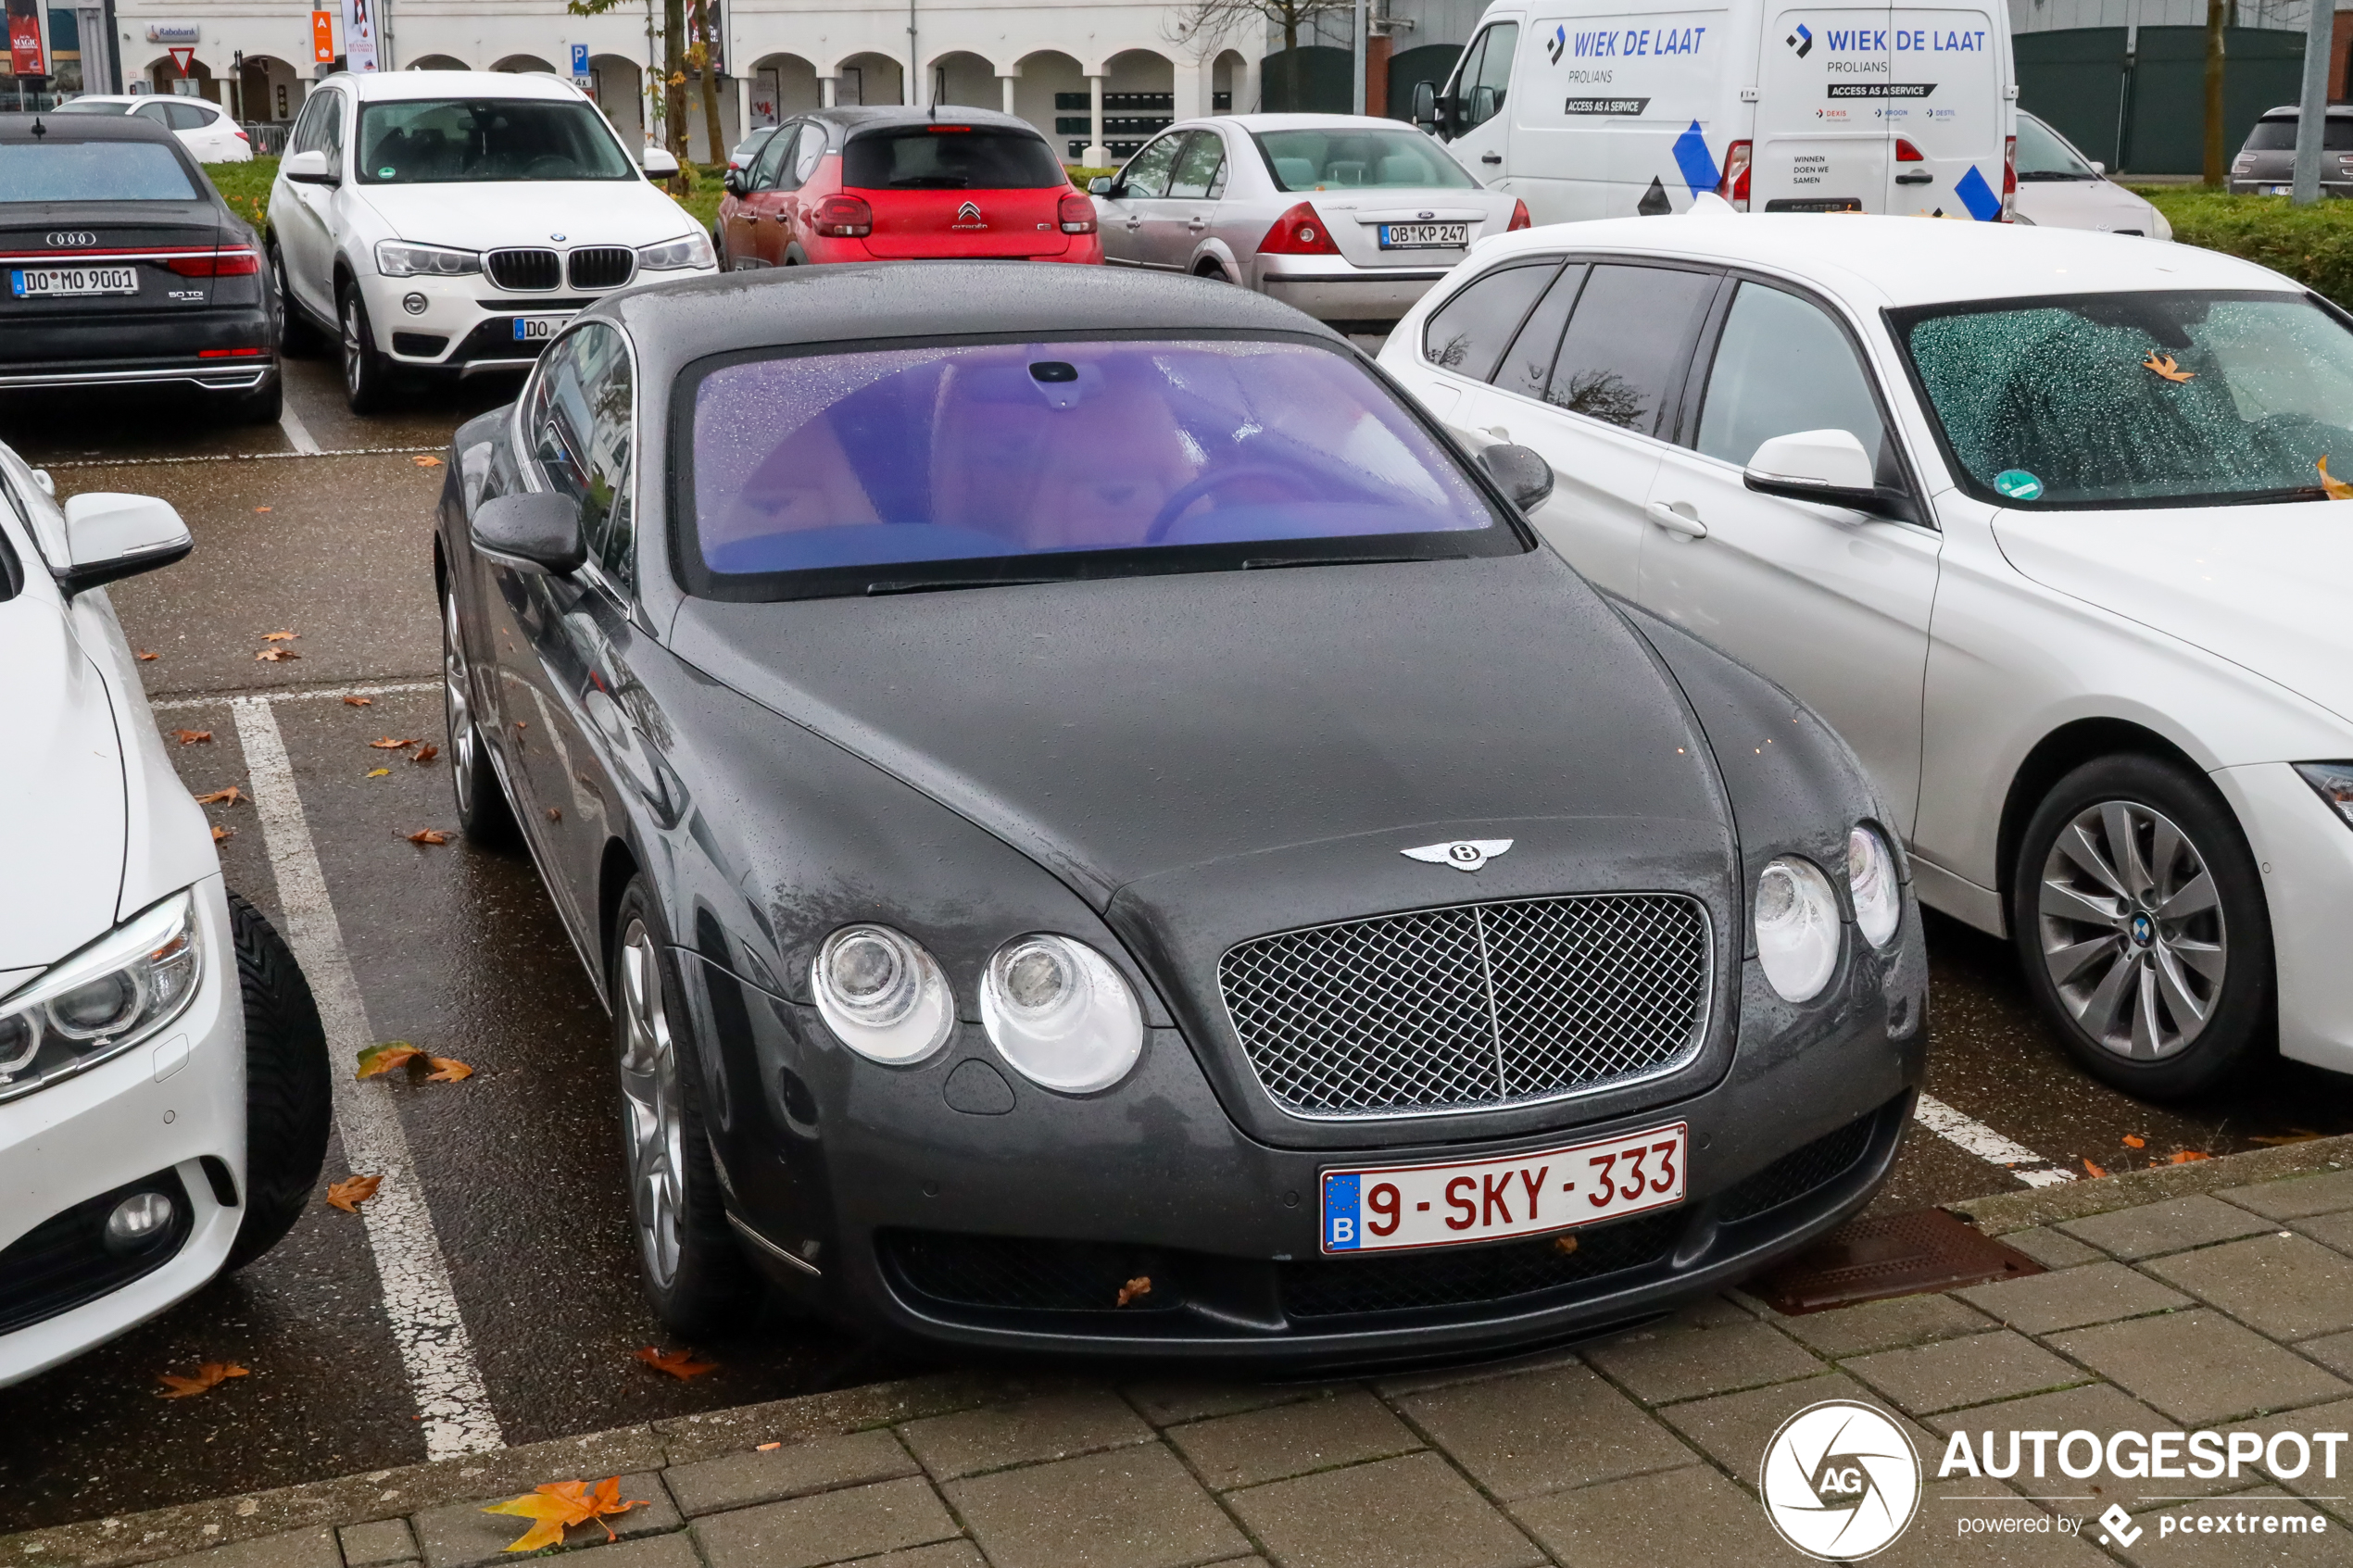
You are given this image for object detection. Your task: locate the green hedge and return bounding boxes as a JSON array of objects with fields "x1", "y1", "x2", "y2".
[{"x1": 2133, "y1": 187, "x2": 2353, "y2": 307}]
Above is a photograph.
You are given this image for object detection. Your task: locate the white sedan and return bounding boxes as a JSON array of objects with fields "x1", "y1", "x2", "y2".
[
  {"x1": 0, "y1": 442, "x2": 328, "y2": 1385},
  {"x1": 1382, "y1": 212, "x2": 2353, "y2": 1099},
  {"x1": 267, "y1": 69, "x2": 712, "y2": 414},
  {"x1": 54, "y1": 95, "x2": 253, "y2": 162}
]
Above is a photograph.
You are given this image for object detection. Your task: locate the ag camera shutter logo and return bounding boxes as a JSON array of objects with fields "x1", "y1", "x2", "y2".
[{"x1": 1761, "y1": 1400, "x2": 1921, "y2": 1560}]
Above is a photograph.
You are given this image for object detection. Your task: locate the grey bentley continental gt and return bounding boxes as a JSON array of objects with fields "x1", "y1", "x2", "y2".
[{"x1": 434, "y1": 261, "x2": 1928, "y2": 1365}]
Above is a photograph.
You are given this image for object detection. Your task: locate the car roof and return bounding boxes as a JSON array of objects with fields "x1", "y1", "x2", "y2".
[
  {"x1": 1473, "y1": 212, "x2": 2286, "y2": 308},
  {"x1": 326, "y1": 69, "x2": 587, "y2": 102},
  {"x1": 0, "y1": 111, "x2": 182, "y2": 144},
  {"x1": 2258, "y1": 104, "x2": 2353, "y2": 116},
  {"x1": 1218, "y1": 114, "x2": 1436, "y2": 132},
  {"x1": 604, "y1": 261, "x2": 1339, "y2": 383},
  {"x1": 802, "y1": 105, "x2": 1044, "y2": 135}
]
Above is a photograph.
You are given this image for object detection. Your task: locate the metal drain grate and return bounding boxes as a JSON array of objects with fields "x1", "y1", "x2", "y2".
[{"x1": 1749, "y1": 1210, "x2": 2043, "y2": 1315}]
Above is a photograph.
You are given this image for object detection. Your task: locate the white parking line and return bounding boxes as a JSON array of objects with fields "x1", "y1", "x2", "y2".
[
  {"x1": 277, "y1": 401, "x2": 324, "y2": 457},
  {"x1": 1913, "y1": 1092, "x2": 2078, "y2": 1188},
  {"x1": 230, "y1": 695, "x2": 505, "y2": 1460},
  {"x1": 153, "y1": 679, "x2": 436, "y2": 712}
]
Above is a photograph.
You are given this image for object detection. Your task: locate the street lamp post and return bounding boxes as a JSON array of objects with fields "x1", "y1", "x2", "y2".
[{"x1": 2291, "y1": 0, "x2": 2334, "y2": 203}]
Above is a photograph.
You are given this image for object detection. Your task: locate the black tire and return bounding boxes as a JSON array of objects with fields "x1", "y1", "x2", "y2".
[
  {"x1": 270, "y1": 241, "x2": 325, "y2": 358},
  {"x1": 712, "y1": 226, "x2": 731, "y2": 272},
  {"x1": 222, "y1": 375, "x2": 283, "y2": 426},
  {"x1": 2010, "y1": 753, "x2": 2274, "y2": 1099},
  {"x1": 224, "y1": 890, "x2": 331, "y2": 1271},
  {"x1": 441, "y1": 586, "x2": 518, "y2": 847},
  {"x1": 610, "y1": 877, "x2": 758, "y2": 1336},
  {"x1": 338, "y1": 281, "x2": 391, "y2": 415},
  {"x1": 1195, "y1": 259, "x2": 1231, "y2": 282}
]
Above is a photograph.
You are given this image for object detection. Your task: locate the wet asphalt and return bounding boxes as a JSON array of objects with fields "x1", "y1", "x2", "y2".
[{"x1": 2, "y1": 347, "x2": 2347, "y2": 1529}]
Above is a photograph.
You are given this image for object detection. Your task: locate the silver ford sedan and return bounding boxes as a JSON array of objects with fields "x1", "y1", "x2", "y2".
[{"x1": 1090, "y1": 113, "x2": 1526, "y2": 332}]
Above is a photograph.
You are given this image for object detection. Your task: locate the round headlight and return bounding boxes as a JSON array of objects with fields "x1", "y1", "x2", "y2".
[
  {"x1": 46, "y1": 970, "x2": 146, "y2": 1040},
  {"x1": 811, "y1": 924, "x2": 953, "y2": 1065},
  {"x1": 1755, "y1": 856, "x2": 1842, "y2": 1002},
  {"x1": 1847, "y1": 825, "x2": 1901, "y2": 950},
  {"x1": 980, "y1": 934, "x2": 1143, "y2": 1094}
]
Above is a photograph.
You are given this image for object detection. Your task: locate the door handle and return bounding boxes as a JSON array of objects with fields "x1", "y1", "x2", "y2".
[
  {"x1": 1894, "y1": 170, "x2": 1933, "y2": 185},
  {"x1": 1480, "y1": 153, "x2": 1504, "y2": 165},
  {"x1": 1646, "y1": 500, "x2": 1709, "y2": 539},
  {"x1": 1125, "y1": 217, "x2": 1143, "y2": 230},
  {"x1": 1187, "y1": 218, "x2": 1208, "y2": 231}
]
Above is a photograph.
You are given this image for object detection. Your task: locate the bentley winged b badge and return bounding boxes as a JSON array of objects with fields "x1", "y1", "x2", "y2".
[{"x1": 1402, "y1": 839, "x2": 1514, "y2": 872}]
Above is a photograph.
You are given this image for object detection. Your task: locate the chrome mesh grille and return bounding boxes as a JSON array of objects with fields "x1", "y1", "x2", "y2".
[
  {"x1": 485, "y1": 248, "x2": 562, "y2": 291},
  {"x1": 1218, "y1": 895, "x2": 1710, "y2": 1118}
]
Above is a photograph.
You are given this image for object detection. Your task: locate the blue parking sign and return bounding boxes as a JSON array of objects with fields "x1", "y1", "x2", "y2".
[{"x1": 571, "y1": 44, "x2": 589, "y2": 75}]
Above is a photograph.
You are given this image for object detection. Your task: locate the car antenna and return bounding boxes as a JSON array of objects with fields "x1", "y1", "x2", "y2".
[{"x1": 29, "y1": 114, "x2": 45, "y2": 138}]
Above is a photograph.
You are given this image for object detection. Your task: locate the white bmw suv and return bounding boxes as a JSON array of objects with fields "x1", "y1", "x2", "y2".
[
  {"x1": 268, "y1": 69, "x2": 713, "y2": 413},
  {"x1": 0, "y1": 442, "x2": 329, "y2": 1386}
]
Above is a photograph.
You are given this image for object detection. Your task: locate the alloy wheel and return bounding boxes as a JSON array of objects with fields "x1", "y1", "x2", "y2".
[
  {"x1": 441, "y1": 593, "x2": 475, "y2": 820},
  {"x1": 341, "y1": 295, "x2": 364, "y2": 398},
  {"x1": 618, "y1": 920, "x2": 686, "y2": 1287},
  {"x1": 2035, "y1": 798, "x2": 2227, "y2": 1060}
]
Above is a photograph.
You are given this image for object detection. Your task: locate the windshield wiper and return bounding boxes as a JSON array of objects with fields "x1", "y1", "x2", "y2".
[
  {"x1": 1241, "y1": 552, "x2": 1463, "y2": 571},
  {"x1": 865, "y1": 575, "x2": 1057, "y2": 596}
]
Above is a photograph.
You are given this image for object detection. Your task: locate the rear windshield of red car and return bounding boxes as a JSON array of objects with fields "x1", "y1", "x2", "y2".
[{"x1": 841, "y1": 126, "x2": 1067, "y2": 190}]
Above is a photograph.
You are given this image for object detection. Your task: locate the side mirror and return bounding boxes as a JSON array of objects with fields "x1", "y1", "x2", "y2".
[
  {"x1": 56, "y1": 492, "x2": 193, "y2": 595},
  {"x1": 1743, "y1": 429, "x2": 1879, "y2": 508},
  {"x1": 1477, "y1": 443, "x2": 1554, "y2": 513},
  {"x1": 282, "y1": 148, "x2": 333, "y2": 184},
  {"x1": 1468, "y1": 84, "x2": 1499, "y2": 127},
  {"x1": 29, "y1": 468, "x2": 54, "y2": 496},
  {"x1": 1088, "y1": 175, "x2": 1114, "y2": 196},
  {"x1": 1412, "y1": 81, "x2": 1438, "y2": 128},
  {"x1": 2088, "y1": 159, "x2": 2107, "y2": 175},
  {"x1": 472, "y1": 491, "x2": 585, "y2": 574},
  {"x1": 723, "y1": 169, "x2": 746, "y2": 196},
  {"x1": 640, "y1": 145, "x2": 680, "y2": 177}
]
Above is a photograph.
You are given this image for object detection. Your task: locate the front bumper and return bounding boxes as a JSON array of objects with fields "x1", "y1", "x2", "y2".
[
  {"x1": 359, "y1": 265, "x2": 719, "y2": 375},
  {"x1": 690, "y1": 909, "x2": 1928, "y2": 1366},
  {"x1": 1254, "y1": 257, "x2": 1455, "y2": 327},
  {"x1": 0, "y1": 879, "x2": 245, "y2": 1387}
]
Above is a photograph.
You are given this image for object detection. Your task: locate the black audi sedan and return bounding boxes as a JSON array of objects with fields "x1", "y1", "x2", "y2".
[
  {"x1": 0, "y1": 114, "x2": 279, "y2": 421},
  {"x1": 434, "y1": 262, "x2": 1927, "y2": 1364}
]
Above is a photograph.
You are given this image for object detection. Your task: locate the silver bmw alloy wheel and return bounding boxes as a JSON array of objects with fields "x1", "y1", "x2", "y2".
[
  {"x1": 2036, "y1": 799, "x2": 2227, "y2": 1060},
  {"x1": 618, "y1": 919, "x2": 686, "y2": 1287},
  {"x1": 341, "y1": 294, "x2": 365, "y2": 399},
  {"x1": 442, "y1": 592, "x2": 477, "y2": 820}
]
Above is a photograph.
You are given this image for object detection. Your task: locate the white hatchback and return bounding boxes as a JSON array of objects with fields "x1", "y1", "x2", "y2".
[
  {"x1": 1382, "y1": 212, "x2": 2353, "y2": 1098},
  {"x1": 266, "y1": 69, "x2": 713, "y2": 413},
  {"x1": 0, "y1": 444, "x2": 328, "y2": 1386},
  {"x1": 54, "y1": 95, "x2": 253, "y2": 163}
]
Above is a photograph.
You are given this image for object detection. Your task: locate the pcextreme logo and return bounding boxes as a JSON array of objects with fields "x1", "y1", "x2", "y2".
[{"x1": 1761, "y1": 1399, "x2": 1922, "y2": 1560}]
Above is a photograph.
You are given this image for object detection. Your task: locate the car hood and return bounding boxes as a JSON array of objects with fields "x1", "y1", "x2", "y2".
[
  {"x1": 1993, "y1": 501, "x2": 2353, "y2": 727},
  {"x1": 666, "y1": 552, "x2": 1735, "y2": 914},
  {"x1": 0, "y1": 596, "x2": 126, "y2": 973},
  {"x1": 353, "y1": 180, "x2": 699, "y2": 249},
  {"x1": 2014, "y1": 179, "x2": 2165, "y2": 235}
]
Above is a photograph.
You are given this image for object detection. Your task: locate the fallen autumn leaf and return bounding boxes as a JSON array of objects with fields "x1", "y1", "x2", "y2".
[
  {"x1": 482, "y1": 1479, "x2": 644, "y2": 1554},
  {"x1": 371, "y1": 736, "x2": 422, "y2": 749},
  {"x1": 136, "y1": 651, "x2": 158, "y2": 661},
  {"x1": 366, "y1": 768, "x2": 391, "y2": 778},
  {"x1": 2170, "y1": 1149, "x2": 2211, "y2": 1164},
  {"x1": 356, "y1": 1042, "x2": 423, "y2": 1078},
  {"x1": 2121, "y1": 1135, "x2": 2145, "y2": 1148},
  {"x1": 344, "y1": 695, "x2": 373, "y2": 707},
  {"x1": 325, "y1": 1174, "x2": 382, "y2": 1213},
  {"x1": 412, "y1": 744, "x2": 440, "y2": 765},
  {"x1": 156, "y1": 1362, "x2": 249, "y2": 1399},
  {"x1": 413, "y1": 454, "x2": 444, "y2": 468},
  {"x1": 254, "y1": 647, "x2": 299, "y2": 662},
  {"x1": 407, "y1": 829, "x2": 449, "y2": 846},
  {"x1": 195, "y1": 785, "x2": 246, "y2": 808},
  {"x1": 211, "y1": 824, "x2": 233, "y2": 843},
  {"x1": 175, "y1": 729, "x2": 212, "y2": 745},
  {"x1": 2082, "y1": 1158, "x2": 2108, "y2": 1178},
  {"x1": 423, "y1": 1057, "x2": 472, "y2": 1084},
  {"x1": 1115, "y1": 1275, "x2": 1151, "y2": 1307},
  {"x1": 634, "y1": 1346, "x2": 717, "y2": 1379},
  {"x1": 261, "y1": 631, "x2": 298, "y2": 642}
]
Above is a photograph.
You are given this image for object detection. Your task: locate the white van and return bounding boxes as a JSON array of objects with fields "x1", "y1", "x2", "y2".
[{"x1": 1411, "y1": 0, "x2": 2015, "y2": 224}]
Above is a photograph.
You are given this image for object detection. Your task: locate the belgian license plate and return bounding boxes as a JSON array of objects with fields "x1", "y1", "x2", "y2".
[
  {"x1": 1378, "y1": 221, "x2": 1469, "y2": 249},
  {"x1": 1321, "y1": 1122, "x2": 1687, "y2": 1254},
  {"x1": 11, "y1": 266, "x2": 138, "y2": 299},
  {"x1": 2264, "y1": 184, "x2": 2292, "y2": 195},
  {"x1": 511, "y1": 314, "x2": 568, "y2": 342}
]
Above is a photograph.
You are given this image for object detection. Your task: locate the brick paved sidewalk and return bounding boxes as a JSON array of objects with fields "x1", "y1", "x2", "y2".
[{"x1": 15, "y1": 1142, "x2": 2353, "y2": 1568}]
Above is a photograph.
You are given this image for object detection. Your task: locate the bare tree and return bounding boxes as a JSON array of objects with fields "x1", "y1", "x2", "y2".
[
  {"x1": 1164, "y1": 0, "x2": 1353, "y2": 112},
  {"x1": 690, "y1": 0, "x2": 724, "y2": 168}
]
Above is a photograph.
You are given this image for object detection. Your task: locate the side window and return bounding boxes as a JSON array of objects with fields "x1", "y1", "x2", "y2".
[
  {"x1": 1455, "y1": 22, "x2": 1518, "y2": 131},
  {"x1": 1696, "y1": 282, "x2": 1889, "y2": 474},
  {"x1": 286, "y1": 94, "x2": 324, "y2": 154},
  {"x1": 1166, "y1": 132, "x2": 1226, "y2": 199},
  {"x1": 1116, "y1": 132, "x2": 1184, "y2": 198},
  {"x1": 133, "y1": 101, "x2": 172, "y2": 124},
  {"x1": 1420, "y1": 260, "x2": 1558, "y2": 382},
  {"x1": 321, "y1": 94, "x2": 346, "y2": 165},
  {"x1": 750, "y1": 123, "x2": 797, "y2": 189},
  {"x1": 167, "y1": 103, "x2": 211, "y2": 131},
  {"x1": 1493, "y1": 262, "x2": 1589, "y2": 401},
  {"x1": 795, "y1": 123, "x2": 827, "y2": 182},
  {"x1": 532, "y1": 324, "x2": 635, "y2": 588},
  {"x1": 1546, "y1": 264, "x2": 1718, "y2": 436}
]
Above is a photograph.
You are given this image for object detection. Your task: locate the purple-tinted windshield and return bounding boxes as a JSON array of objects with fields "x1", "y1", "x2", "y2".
[{"x1": 686, "y1": 339, "x2": 1500, "y2": 581}]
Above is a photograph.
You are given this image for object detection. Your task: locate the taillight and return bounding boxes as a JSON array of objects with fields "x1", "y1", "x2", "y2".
[
  {"x1": 1894, "y1": 137, "x2": 1924, "y2": 162},
  {"x1": 1058, "y1": 191, "x2": 1097, "y2": 234},
  {"x1": 812, "y1": 194, "x2": 873, "y2": 238},
  {"x1": 1507, "y1": 198, "x2": 1532, "y2": 232},
  {"x1": 1717, "y1": 140, "x2": 1752, "y2": 211},
  {"x1": 198, "y1": 347, "x2": 267, "y2": 358},
  {"x1": 2002, "y1": 134, "x2": 2018, "y2": 221},
  {"x1": 1257, "y1": 201, "x2": 1339, "y2": 256},
  {"x1": 233, "y1": 128, "x2": 250, "y2": 142},
  {"x1": 165, "y1": 249, "x2": 262, "y2": 277}
]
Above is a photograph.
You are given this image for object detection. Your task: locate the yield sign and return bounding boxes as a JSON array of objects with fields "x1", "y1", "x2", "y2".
[{"x1": 169, "y1": 45, "x2": 195, "y2": 74}]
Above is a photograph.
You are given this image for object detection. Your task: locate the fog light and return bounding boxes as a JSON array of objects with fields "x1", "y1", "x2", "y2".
[
  {"x1": 401, "y1": 292, "x2": 428, "y2": 315},
  {"x1": 103, "y1": 1190, "x2": 175, "y2": 1253}
]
